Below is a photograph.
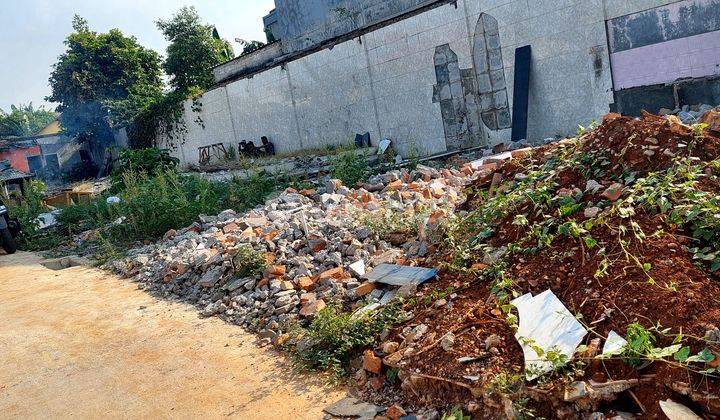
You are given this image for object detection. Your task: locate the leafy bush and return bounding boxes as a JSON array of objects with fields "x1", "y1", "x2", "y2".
[
  {"x1": 111, "y1": 170, "x2": 223, "y2": 241},
  {"x1": 291, "y1": 303, "x2": 403, "y2": 378},
  {"x1": 111, "y1": 147, "x2": 179, "y2": 189},
  {"x1": 1, "y1": 180, "x2": 62, "y2": 250},
  {"x1": 330, "y1": 149, "x2": 370, "y2": 187}
]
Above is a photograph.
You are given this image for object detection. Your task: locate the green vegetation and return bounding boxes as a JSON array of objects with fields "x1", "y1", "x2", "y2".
[
  {"x1": 1, "y1": 180, "x2": 62, "y2": 250},
  {"x1": 6, "y1": 163, "x2": 286, "y2": 258},
  {"x1": 47, "y1": 15, "x2": 164, "y2": 149},
  {"x1": 330, "y1": 148, "x2": 371, "y2": 186},
  {"x1": 110, "y1": 147, "x2": 180, "y2": 189},
  {"x1": 440, "y1": 406, "x2": 470, "y2": 420},
  {"x1": 0, "y1": 103, "x2": 56, "y2": 138},
  {"x1": 358, "y1": 205, "x2": 426, "y2": 238},
  {"x1": 156, "y1": 6, "x2": 234, "y2": 92},
  {"x1": 233, "y1": 244, "x2": 267, "y2": 277},
  {"x1": 289, "y1": 302, "x2": 404, "y2": 379},
  {"x1": 608, "y1": 322, "x2": 718, "y2": 376}
]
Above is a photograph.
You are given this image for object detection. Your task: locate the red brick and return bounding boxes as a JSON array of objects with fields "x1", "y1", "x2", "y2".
[{"x1": 363, "y1": 349, "x2": 382, "y2": 374}]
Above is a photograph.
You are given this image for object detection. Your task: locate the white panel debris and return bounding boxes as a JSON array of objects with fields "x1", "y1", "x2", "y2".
[
  {"x1": 511, "y1": 290, "x2": 588, "y2": 380},
  {"x1": 659, "y1": 399, "x2": 702, "y2": 420},
  {"x1": 601, "y1": 331, "x2": 628, "y2": 357}
]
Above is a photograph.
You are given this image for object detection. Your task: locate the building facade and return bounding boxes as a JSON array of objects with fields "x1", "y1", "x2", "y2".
[{"x1": 158, "y1": 0, "x2": 720, "y2": 168}]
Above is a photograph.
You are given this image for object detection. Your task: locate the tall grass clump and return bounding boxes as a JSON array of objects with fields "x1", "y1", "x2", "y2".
[{"x1": 113, "y1": 170, "x2": 223, "y2": 240}]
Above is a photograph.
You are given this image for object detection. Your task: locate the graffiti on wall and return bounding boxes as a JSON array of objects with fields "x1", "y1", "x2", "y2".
[{"x1": 433, "y1": 13, "x2": 511, "y2": 150}]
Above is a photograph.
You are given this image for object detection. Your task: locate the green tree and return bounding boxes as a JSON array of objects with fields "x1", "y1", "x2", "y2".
[
  {"x1": 156, "y1": 6, "x2": 234, "y2": 92},
  {"x1": 0, "y1": 103, "x2": 56, "y2": 138},
  {"x1": 47, "y1": 15, "x2": 163, "y2": 154}
]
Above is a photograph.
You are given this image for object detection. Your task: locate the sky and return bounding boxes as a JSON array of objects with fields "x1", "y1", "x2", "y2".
[{"x1": 0, "y1": 0, "x2": 276, "y2": 112}]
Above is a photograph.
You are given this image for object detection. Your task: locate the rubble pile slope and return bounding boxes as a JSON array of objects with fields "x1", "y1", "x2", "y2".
[
  {"x1": 109, "y1": 111, "x2": 720, "y2": 419},
  {"x1": 367, "y1": 112, "x2": 720, "y2": 419}
]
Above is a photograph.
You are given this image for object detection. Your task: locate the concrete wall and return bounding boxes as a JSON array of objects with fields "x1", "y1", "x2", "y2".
[
  {"x1": 273, "y1": 0, "x2": 443, "y2": 54},
  {"x1": 213, "y1": 42, "x2": 284, "y2": 84},
  {"x1": 159, "y1": 0, "x2": 685, "y2": 168}
]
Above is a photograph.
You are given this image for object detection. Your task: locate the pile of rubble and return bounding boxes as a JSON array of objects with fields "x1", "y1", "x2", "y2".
[
  {"x1": 108, "y1": 161, "x2": 494, "y2": 342},
  {"x1": 107, "y1": 109, "x2": 720, "y2": 419},
  {"x1": 355, "y1": 111, "x2": 720, "y2": 419}
]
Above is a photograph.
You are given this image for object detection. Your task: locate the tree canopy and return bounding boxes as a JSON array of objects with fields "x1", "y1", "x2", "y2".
[
  {"x1": 0, "y1": 103, "x2": 56, "y2": 138},
  {"x1": 46, "y1": 15, "x2": 164, "y2": 145},
  {"x1": 156, "y1": 6, "x2": 234, "y2": 92}
]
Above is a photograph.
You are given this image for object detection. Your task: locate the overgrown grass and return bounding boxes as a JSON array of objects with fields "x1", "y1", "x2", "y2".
[{"x1": 7, "y1": 165, "x2": 285, "y2": 257}]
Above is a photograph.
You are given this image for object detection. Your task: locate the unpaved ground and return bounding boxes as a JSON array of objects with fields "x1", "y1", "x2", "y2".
[{"x1": 0, "y1": 252, "x2": 343, "y2": 419}]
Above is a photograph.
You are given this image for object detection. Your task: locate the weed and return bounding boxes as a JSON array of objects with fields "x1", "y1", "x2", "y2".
[
  {"x1": 289, "y1": 302, "x2": 403, "y2": 379},
  {"x1": 1, "y1": 180, "x2": 63, "y2": 251},
  {"x1": 330, "y1": 148, "x2": 371, "y2": 186},
  {"x1": 358, "y1": 205, "x2": 426, "y2": 238},
  {"x1": 223, "y1": 171, "x2": 279, "y2": 211},
  {"x1": 232, "y1": 244, "x2": 267, "y2": 277},
  {"x1": 111, "y1": 170, "x2": 223, "y2": 241},
  {"x1": 111, "y1": 147, "x2": 179, "y2": 190},
  {"x1": 93, "y1": 232, "x2": 125, "y2": 265}
]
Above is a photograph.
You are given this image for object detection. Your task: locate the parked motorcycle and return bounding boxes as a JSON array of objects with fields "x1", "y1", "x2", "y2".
[{"x1": 0, "y1": 198, "x2": 20, "y2": 254}]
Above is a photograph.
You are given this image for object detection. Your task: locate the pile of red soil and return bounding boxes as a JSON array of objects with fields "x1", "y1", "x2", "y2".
[{"x1": 359, "y1": 114, "x2": 720, "y2": 418}]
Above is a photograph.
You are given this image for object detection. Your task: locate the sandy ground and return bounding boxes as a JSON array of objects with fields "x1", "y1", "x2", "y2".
[{"x1": 0, "y1": 251, "x2": 344, "y2": 419}]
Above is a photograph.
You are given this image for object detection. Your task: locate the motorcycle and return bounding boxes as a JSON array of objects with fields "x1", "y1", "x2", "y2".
[{"x1": 0, "y1": 198, "x2": 20, "y2": 254}]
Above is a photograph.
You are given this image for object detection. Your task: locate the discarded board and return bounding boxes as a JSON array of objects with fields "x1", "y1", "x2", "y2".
[
  {"x1": 511, "y1": 290, "x2": 588, "y2": 380},
  {"x1": 365, "y1": 264, "x2": 438, "y2": 286}
]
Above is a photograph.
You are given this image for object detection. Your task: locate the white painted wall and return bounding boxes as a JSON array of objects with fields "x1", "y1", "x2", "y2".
[{"x1": 159, "y1": 0, "x2": 681, "y2": 168}]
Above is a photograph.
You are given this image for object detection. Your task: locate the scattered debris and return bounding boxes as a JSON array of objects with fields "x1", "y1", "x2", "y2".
[{"x1": 601, "y1": 331, "x2": 628, "y2": 357}]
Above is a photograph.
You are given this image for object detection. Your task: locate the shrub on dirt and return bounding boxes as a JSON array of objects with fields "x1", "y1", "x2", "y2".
[
  {"x1": 2, "y1": 180, "x2": 62, "y2": 251},
  {"x1": 111, "y1": 147, "x2": 179, "y2": 190},
  {"x1": 289, "y1": 302, "x2": 403, "y2": 379},
  {"x1": 112, "y1": 170, "x2": 223, "y2": 241}
]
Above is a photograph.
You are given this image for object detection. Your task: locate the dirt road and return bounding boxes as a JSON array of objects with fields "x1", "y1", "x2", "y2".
[{"x1": 0, "y1": 252, "x2": 343, "y2": 419}]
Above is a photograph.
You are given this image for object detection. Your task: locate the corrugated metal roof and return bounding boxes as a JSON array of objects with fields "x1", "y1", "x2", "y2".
[{"x1": 0, "y1": 159, "x2": 32, "y2": 182}]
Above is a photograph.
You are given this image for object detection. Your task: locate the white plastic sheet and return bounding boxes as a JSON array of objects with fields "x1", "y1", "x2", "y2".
[
  {"x1": 601, "y1": 330, "x2": 628, "y2": 357},
  {"x1": 511, "y1": 290, "x2": 588, "y2": 380}
]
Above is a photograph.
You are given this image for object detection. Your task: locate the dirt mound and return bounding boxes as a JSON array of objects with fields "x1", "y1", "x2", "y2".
[{"x1": 361, "y1": 114, "x2": 720, "y2": 418}]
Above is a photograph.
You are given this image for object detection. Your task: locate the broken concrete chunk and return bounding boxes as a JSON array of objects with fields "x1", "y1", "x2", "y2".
[
  {"x1": 365, "y1": 264, "x2": 438, "y2": 286},
  {"x1": 564, "y1": 381, "x2": 589, "y2": 402},
  {"x1": 198, "y1": 266, "x2": 224, "y2": 288},
  {"x1": 511, "y1": 290, "x2": 588, "y2": 380},
  {"x1": 363, "y1": 349, "x2": 382, "y2": 373},
  {"x1": 348, "y1": 259, "x2": 366, "y2": 277},
  {"x1": 324, "y1": 397, "x2": 382, "y2": 419},
  {"x1": 601, "y1": 183, "x2": 624, "y2": 201},
  {"x1": 441, "y1": 332, "x2": 455, "y2": 352}
]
